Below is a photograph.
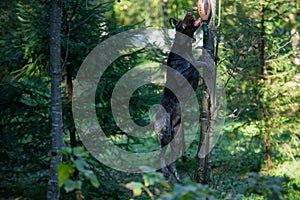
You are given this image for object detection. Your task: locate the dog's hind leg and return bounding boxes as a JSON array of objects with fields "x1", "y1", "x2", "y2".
[
  {"x1": 181, "y1": 128, "x2": 187, "y2": 162},
  {"x1": 161, "y1": 112, "x2": 173, "y2": 177},
  {"x1": 160, "y1": 144, "x2": 169, "y2": 177},
  {"x1": 155, "y1": 111, "x2": 172, "y2": 177},
  {"x1": 169, "y1": 161, "x2": 182, "y2": 183},
  {"x1": 169, "y1": 115, "x2": 183, "y2": 183}
]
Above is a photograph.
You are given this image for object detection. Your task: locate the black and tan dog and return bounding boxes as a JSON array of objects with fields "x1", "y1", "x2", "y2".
[{"x1": 154, "y1": 12, "x2": 204, "y2": 183}]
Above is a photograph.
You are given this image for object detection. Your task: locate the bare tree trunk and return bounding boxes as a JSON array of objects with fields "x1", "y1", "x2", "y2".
[
  {"x1": 259, "y1": 0, "x2": 272, "y2": 170},
  {"x1": 47, "y1": 0, "x2": 63, "y2": 199},
  {"x1": 66, "y1": 65, "x2": 77, "y2": 148},
  {"x1": 144, "y1": 0, "x2": 150, "y2": 27},
  {"x1": 260, "y1": 0, "x2": 267, "y2": 86},
  {"x1": 66, "y1": 65, "x2": 79, "y2": 182},
  {"x1": 162, "y1": 0, "x2": 168, "y2": 28},
  {"x1": 195, "y1": 0, "x2": 216, "y2": 184}
]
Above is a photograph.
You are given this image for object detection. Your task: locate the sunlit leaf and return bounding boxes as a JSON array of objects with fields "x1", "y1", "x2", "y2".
[
  {"x1": 124, "y1": 182, "x2": 144, "y2": 196},
  {"x1": 57, "y1": 163, "x2": 74, "y2": 187}
]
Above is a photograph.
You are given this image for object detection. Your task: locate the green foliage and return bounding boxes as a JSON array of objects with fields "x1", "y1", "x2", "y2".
[
  {"x1": 95, "y1": 49, "x2": 163, "y2": 152},
  {"x1": 1, "y1": 0, "x2": 299, "y2": 199},
  {"x1": 124, "y1": 169, "x2": 288, "y2": 200},
  {"x1": 124, "y1": 168, "x2": 219, "y2": 200},
  {"x1": 14, "y1": 0, "x2": 51, "y2": 77},
  {"x1": 161, "y1": 180, "x2": 218, "y2": 200},
  {"x1": 206, "y1": 122, "x2": 298, "y2": 199},
  {"x1": 218, "y1": 0, "x2": 300, "y2": 167},
  {"x1": 112, "y1": 0, "x2": 198, "y2": 28},
  {"x1": 57, "y1": 147, "x2": 99, "y2": 198},
  {"x1": 1, "y1": 0, "x2": 109, "y2": 198},
  {"x1": 0, "y1": 79, "x2": 51, "y2": 199},
  {"x1": 124, "y1": 168, "x2": 162, "y2": 199},
  {"x1": 240, "y1": 172, "x2": 288, "y2": 200},
  {"x1": 0, "y1": 0, "x2": 23, "y2": 79}
]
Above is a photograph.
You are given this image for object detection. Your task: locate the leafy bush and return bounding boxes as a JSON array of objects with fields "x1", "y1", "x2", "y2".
[
  {"x1": 124, "y1": 167, "x2": 219, "y2": 200},
  {"x1": 239, "y1": 172, "x2": 288, "y2": 200},
  {"x1": 58, "y1": 147, "x2": 99, "y2": 199}
]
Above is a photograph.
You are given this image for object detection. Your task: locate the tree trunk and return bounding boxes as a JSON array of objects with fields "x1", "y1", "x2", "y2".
[
  {"x1": 195, "y1": 0, "x2": 216, "y2": 184},
  {"x1": 66, "y1": 65, "x2": 77, "y2": 148},
  {"x1": 66, "y1": 65, "x2": 79, "y2": 182},
  {"x1": 47, "y1": 0, "x2": 63, "y2": 199},
  {"x1": 144, "y1": 0, "x2": 150, "y2": 27},
  {"x1": 259, "y1": 0, "x2": 272, "y2": 169},
  {"x1": 162, "y1": 0, "x2": 168, "y2": 28}
]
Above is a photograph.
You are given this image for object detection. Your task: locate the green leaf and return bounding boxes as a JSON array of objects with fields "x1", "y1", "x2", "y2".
[
  {"x1": 75, "y1": 180, "x2": 83, "y2": 190},
  {"x1": 75, "y1": 159, "x2": 88, "y2": 172},
  {"x1": 82, "y1": 169, "x2": 99, "y2": 188},
  {"x1": 63, "y1": 147, "x2": 72, "y2": 154},
  {"x1": 57, "y1": 163, "x2": 74, "y2": 187},
  {"x1": 83, "y1": 169, "x2": 93, "y2": 178},
  {"x1": 90, "y1": 174, "x2": 100, "y2": 188},
  {"x1": 73, "y1": 147, "x2": 86, "y2": 157},
  {"x1": 124, "y1": 182, "x2": 144, "y2": 196},
  {"x1": 63, "y1": 179, "x2": 76, "y2": 193},
  {"x1": 143, "y1": 173, "x2": 164, "y2": 187}
]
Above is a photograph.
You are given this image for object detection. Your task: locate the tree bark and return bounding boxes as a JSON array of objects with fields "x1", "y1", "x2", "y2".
[
  {"x1": 162, "y1": 0, "x2": 168, "y2": 28},
  {"x1": 195, "y1": 0, "x2": 216, "y2": 184},
  {"x1": 66, "y1": 64, "x2": 77, "y2": 148},
  {"x1": 66, "y1": 65, "x2": 79, "y2": 181},
  {"x1": 259, "y1": 0, "x2": 272, "y2": 169},
  {"x1": 47, "y1": 0, "x2": 63, "y2": 199}
]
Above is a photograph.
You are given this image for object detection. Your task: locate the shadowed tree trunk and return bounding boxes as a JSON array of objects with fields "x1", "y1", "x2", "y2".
[
  {"x1": 66, "y1": 64, "x2": 77, "y2": 148},
  {"x1": 47, "y1": 0, "x2": 63, "y2": 199},
  {"x1": 259, "y1": 0, "x2": 272, "y2": 169},
  {"x1": 66, "y1": 64, "x2": 79, "y2": 181},
  {"x1": 194, "y1": 0, "x2": 216, "y2": 184},
  {"x1": 162, "y1": 0, "x2": 168, "y2": 28}
]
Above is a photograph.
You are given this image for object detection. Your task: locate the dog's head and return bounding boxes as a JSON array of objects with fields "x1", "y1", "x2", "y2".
[{"x1": 169, "y1": 12, "x2": 201, "y2": 38}]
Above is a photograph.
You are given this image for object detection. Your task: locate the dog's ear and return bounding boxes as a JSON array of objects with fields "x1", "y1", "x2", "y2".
[{"x1": 169, "y1": 18, "x2": 178, "y2": 27}]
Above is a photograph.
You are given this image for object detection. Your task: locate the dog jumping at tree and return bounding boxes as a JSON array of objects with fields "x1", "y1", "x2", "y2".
[{"x1": 154, "y1": 12, "x2": 205, "y2": 183}]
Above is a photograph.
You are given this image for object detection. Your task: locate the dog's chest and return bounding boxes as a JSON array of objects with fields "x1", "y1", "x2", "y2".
[{"x1": 167, "y1": 53, "x2": 198, "y2": 85}]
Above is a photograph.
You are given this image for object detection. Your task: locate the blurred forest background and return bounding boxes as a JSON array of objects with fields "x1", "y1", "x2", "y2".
[{"x1": 0, "y1": 0, "x2": 299, "y2": 199}]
